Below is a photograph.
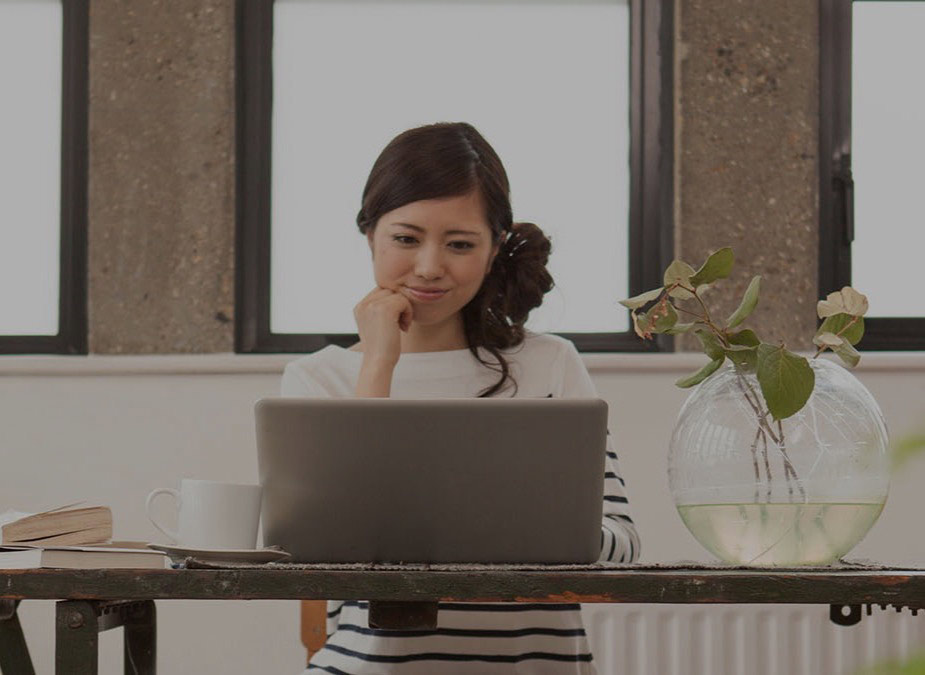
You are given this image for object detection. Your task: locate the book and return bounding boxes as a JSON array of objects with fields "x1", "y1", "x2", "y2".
[
  {"x1": 0, "y1": 543, "x2": 168, "y2": 570},
  {"x1": 1, "y1": 505, "x2": 113, "y2": 547}
]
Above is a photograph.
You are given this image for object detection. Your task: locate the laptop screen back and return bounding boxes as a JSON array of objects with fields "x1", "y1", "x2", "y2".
[{"x1": 255, "y1": 397, "x2": 607, "y2": 563}]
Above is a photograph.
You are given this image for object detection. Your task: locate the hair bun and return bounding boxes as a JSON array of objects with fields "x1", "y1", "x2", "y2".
[
  {"x1": 488, "y1": 222, "x2": 553, "y2": 329},
  {"x1": 503, "y1": 222, "x2": 551, "y2": 267}
]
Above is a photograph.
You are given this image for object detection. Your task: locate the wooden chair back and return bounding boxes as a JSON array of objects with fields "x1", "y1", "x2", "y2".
[{"x1": 301, "y1": 600, "x2": 328, "y2": 663}]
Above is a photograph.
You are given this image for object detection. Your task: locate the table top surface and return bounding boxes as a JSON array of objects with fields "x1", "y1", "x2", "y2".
[{"x1": 3, "y1": 564, "x2": 925, "y2": 606}]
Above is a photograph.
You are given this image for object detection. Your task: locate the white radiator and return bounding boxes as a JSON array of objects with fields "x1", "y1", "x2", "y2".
[{"x1": 581, "y1": 604, "x2": 925, "y2": 675}]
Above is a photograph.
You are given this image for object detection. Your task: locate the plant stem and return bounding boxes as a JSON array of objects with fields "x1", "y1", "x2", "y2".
[
  {"x1": 733, "y1": 365, "x2": 808, "y2": 503},
  {"x1": 778, "y1": 419, "x2": 807, "y2": 503},
  {"x1": 672, "y1": 284, "x2": 728, "y2": 338},
  {"x1": 761, "y1": 427, "x2": 772, "y2": 502},
  {"x1": 750, "y1": 426, "x2": 762, "y2": 503}
]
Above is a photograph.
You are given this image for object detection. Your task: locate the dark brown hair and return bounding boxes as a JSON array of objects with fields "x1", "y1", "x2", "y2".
[{"x1": 356, "y1": 122, "x2": 554, "y2": 397}]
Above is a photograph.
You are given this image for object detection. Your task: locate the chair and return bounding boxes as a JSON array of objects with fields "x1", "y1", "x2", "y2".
[{"x1": 301, "y1": 600, "x2": 328, "y2": 664}]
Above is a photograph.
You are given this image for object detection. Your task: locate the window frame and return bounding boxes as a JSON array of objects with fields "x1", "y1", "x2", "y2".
[
  {"x1": 0, "y1": 0, "x2": 90, "y2": 354},
  {"x1": 819, "y1": 0, "x2": 925, "y2": 349},
  {"x1": 0, "y1": 0, "x2": 88, "y2": 355},
  {"x1": 236, "y1": 0, "x2": 674, "y2": 353}
]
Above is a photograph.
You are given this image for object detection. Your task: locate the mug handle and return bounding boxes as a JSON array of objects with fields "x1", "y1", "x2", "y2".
[{"x1": 145, "y1": 488, "x2": 180, "y2": 542}]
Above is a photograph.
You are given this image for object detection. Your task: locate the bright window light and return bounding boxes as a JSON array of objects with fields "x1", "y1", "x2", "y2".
[
  {"x1": 851, "y1": 1, "x2": 925, "y2": 317},
  {"x1": 271, "y1": 0, "x2": 631, "y2": 334},
  {"x1": 0, "y1": 0, "x2": 62, "y2": 335}
]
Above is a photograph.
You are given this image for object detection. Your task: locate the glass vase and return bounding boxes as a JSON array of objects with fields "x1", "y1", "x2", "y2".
[{"x1": 668, "y1": 357, "x2": 890, "y2": 566}]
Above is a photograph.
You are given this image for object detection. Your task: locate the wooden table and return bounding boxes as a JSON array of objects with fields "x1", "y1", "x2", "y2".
[{"x1": 2, "y1": 564, "x2": 925, "y2": 674}]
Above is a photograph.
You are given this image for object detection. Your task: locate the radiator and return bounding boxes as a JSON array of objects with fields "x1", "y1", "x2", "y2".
[{"x1": 581, "y1": 604, "x2": 925, "y2": 675}]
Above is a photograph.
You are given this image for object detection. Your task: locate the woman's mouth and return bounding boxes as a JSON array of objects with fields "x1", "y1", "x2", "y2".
[{"x1": 406, "y1": 287, "x2": 447, "y2": 302}]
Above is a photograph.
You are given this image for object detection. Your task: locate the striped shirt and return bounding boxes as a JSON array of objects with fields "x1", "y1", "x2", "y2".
[{"x1": 281, "y1": 332, "x2": 641, "y2": 674}]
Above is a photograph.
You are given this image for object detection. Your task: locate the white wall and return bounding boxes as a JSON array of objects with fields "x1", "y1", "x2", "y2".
[{"x1": 2, "y1": 352, "x2": 925, "y2": 674}]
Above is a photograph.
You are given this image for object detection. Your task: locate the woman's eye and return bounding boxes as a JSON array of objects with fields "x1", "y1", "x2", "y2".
[{"x1": 392, "y1": 236, "x2": 474, "y2": 251}]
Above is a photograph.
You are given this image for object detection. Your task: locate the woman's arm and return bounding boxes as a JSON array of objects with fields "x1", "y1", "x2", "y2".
[
  {"x1": 599, "y1": 433, "x2": 641, "y2": 563},
  {"x1": 355, "y1": 358, "x2": 396, "y2": 397},
  {"x1": 556, "y1": 340, "x2": 642, "y2": 563}
]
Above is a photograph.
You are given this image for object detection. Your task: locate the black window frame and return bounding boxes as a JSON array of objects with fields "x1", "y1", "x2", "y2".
[
  {"x1": 0, "y1": 0, "x2": 88, "y2": 355},
  {"x1": 819, "y1": 0, "x2": 924, "y2": 349},
  {"x1": 236, "y1": 0, "x2": 674, "y2": 353}
]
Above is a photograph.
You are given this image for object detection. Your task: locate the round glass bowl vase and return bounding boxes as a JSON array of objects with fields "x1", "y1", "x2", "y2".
[{"x1": 668, "y1": 357, "x2": 890, "y2": 566}]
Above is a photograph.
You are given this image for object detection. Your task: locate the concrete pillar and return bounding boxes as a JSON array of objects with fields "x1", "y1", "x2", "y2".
[
  {"x1": 87, "y1": 0, "x2": 235, "y2": 353},
  {"x1": 675, "y1": 0, "x2": 819, "y2": 350}
]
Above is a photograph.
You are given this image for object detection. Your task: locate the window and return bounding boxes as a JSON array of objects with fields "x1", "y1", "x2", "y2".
[
  {"x1": 819, "y1": 0, "x2": 925, "y2": 349},
  {"x1": 0, "y1": 0, "x2": 88, "y2": 355},
  {"x1": 237, "y1": 0, "x2": 674, "y2": 353}
]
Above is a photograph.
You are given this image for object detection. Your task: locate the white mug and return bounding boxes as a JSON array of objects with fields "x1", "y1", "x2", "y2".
[{"x1": 145, "y1": 479, "x2": 262, "y2": 550}]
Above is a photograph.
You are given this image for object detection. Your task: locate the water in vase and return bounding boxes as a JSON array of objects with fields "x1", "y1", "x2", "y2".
[{"x1": 676, "y1": 502, "x2": 885, "y2": 566}]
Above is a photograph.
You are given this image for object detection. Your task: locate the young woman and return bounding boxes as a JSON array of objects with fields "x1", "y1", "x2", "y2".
[{"x1": 282, "y1": 121, "x2": 640, "y2": 674}]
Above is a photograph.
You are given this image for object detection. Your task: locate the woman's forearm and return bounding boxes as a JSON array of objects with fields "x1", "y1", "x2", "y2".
[{"x1": 355, "y1": 358, "x2": 395, "y2": 397}]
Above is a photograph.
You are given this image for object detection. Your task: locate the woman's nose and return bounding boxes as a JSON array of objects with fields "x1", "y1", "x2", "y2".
[{"x1": 414, "y1": 245, "x2": 446, "y2": 278}]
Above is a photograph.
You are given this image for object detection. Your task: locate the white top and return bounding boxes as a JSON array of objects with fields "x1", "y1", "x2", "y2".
[{"x1": 282, "y1": 332, "x2": 640, "y2": 675}]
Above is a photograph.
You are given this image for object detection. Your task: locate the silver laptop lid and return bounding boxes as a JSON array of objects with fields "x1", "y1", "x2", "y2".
[{"x1": 255, "y1": 397, "x2": 607, "y2": 563}]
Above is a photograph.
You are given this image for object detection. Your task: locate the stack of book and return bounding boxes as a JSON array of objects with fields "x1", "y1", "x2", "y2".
[{"x1": 0, "y1": 504, "x2": 167, "y2": 569}]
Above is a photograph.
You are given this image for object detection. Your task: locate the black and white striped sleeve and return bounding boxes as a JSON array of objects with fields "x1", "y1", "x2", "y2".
[
  {"x1": 598, "y1": 432, "x2": 640, "y2": 562},
  {"x1": 556, "y1": 341, "x2": 641, "y2": 563}
]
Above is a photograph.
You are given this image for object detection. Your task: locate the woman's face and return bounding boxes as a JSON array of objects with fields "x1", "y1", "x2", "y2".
[{"x1": 367, "y1": 190, "x2": 500, "y2": 329}]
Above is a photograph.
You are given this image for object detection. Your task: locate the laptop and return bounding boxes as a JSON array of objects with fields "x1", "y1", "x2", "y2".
[{"x1": 254, "y1": 397, "x2": 608, "y2": 563}]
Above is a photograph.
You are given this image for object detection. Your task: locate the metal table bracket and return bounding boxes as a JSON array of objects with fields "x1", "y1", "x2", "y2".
[
  {"x1": 830, "y1": 602, "x2": 923, "y2": 627},
  {"x1": 55, "y1": 599, "x2": 156, "y2": 675}
]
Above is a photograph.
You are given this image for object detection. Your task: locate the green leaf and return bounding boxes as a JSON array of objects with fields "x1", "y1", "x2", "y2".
[
  {"x1": 619, "y1": 287, "x2": 664, "y2": 310},
  {"x1": 833, "y1": 340, "x2": 861, "y2": 368},
  {"x1": 812, "y1": 331, "x2": 844, "y2": 348},
  {"x1": 645, "y1": 299, "x2": 678, "y2": 333},
  {"x1": 676, "y1": 356, "x2": 725, "y2": 388},
  {"x1": 690, "y1": 247, "x2": 734, "y2": 287},
  {"x1": 694, "y1": 328, "x2": 725, "y2": 361},
  {"x1": 726, "y1": 276, "x2": 761, "y2": 329},
  {"x1": 724, "y1": 330, "x2": 760, "y2": 371},
  {"x1": 725, "y1": 345, "x2": 758, "y2": 371},
  {"x1": 817, "y1": 287, "x2": 869, "y2": 318},
  {"x1": 665, "y1": 321, "x2": 696, "y2": 335},
  {"x1": 728, "y1": 328, "x2": 760, "y2": 347},
  {"x1": 817, "y1": 313, "x2": 865, "y2": 346},
  {"x1": 663, "y1": 260, "x2": 696, "y2": 300},
  {"x1": 756, "y1": 343, "x2": 815, "y2": 420},
  {"x1": 631, "y1": 311, "x2": 653, "y2": 340},
  {"x1": 726, "y1": 328, "x2": 761, "y2": 369}
]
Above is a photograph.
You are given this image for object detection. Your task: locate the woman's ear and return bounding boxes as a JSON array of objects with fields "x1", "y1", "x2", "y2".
[
  {"x1": 367, "y1": 229, "x2": 375, "y2": 258},
  {"x1": 487, "y1": 243, "x2": 501, "y2": 271}
]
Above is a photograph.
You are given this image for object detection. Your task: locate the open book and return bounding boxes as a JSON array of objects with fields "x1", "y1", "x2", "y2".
[{"x1": 0, "y1": 505, "x2": 113, "y2": 547}]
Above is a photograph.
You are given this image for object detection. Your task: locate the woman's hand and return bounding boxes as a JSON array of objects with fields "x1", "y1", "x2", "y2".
[{"x1": 353, "y1": 286, "x2": 414, "y2": 367}]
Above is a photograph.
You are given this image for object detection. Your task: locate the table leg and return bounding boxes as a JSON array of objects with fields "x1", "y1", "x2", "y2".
[
  {"x1": 0, "y1": 599, "x2": 36, "y2": 675},
  {"x1": 55, "y1": 600, "x2": 157, "y2": 675},
  {"x1": 56, "y1": 600, "x2": 99, "y2": 675},
  {"x1": 123, "y1": 601, "x2": 156, "y2": 674}
]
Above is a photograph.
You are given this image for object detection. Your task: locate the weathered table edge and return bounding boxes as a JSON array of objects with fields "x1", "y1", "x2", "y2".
[{"x1": 3, "y1": 568, "x2": 925, "y2": 607}]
